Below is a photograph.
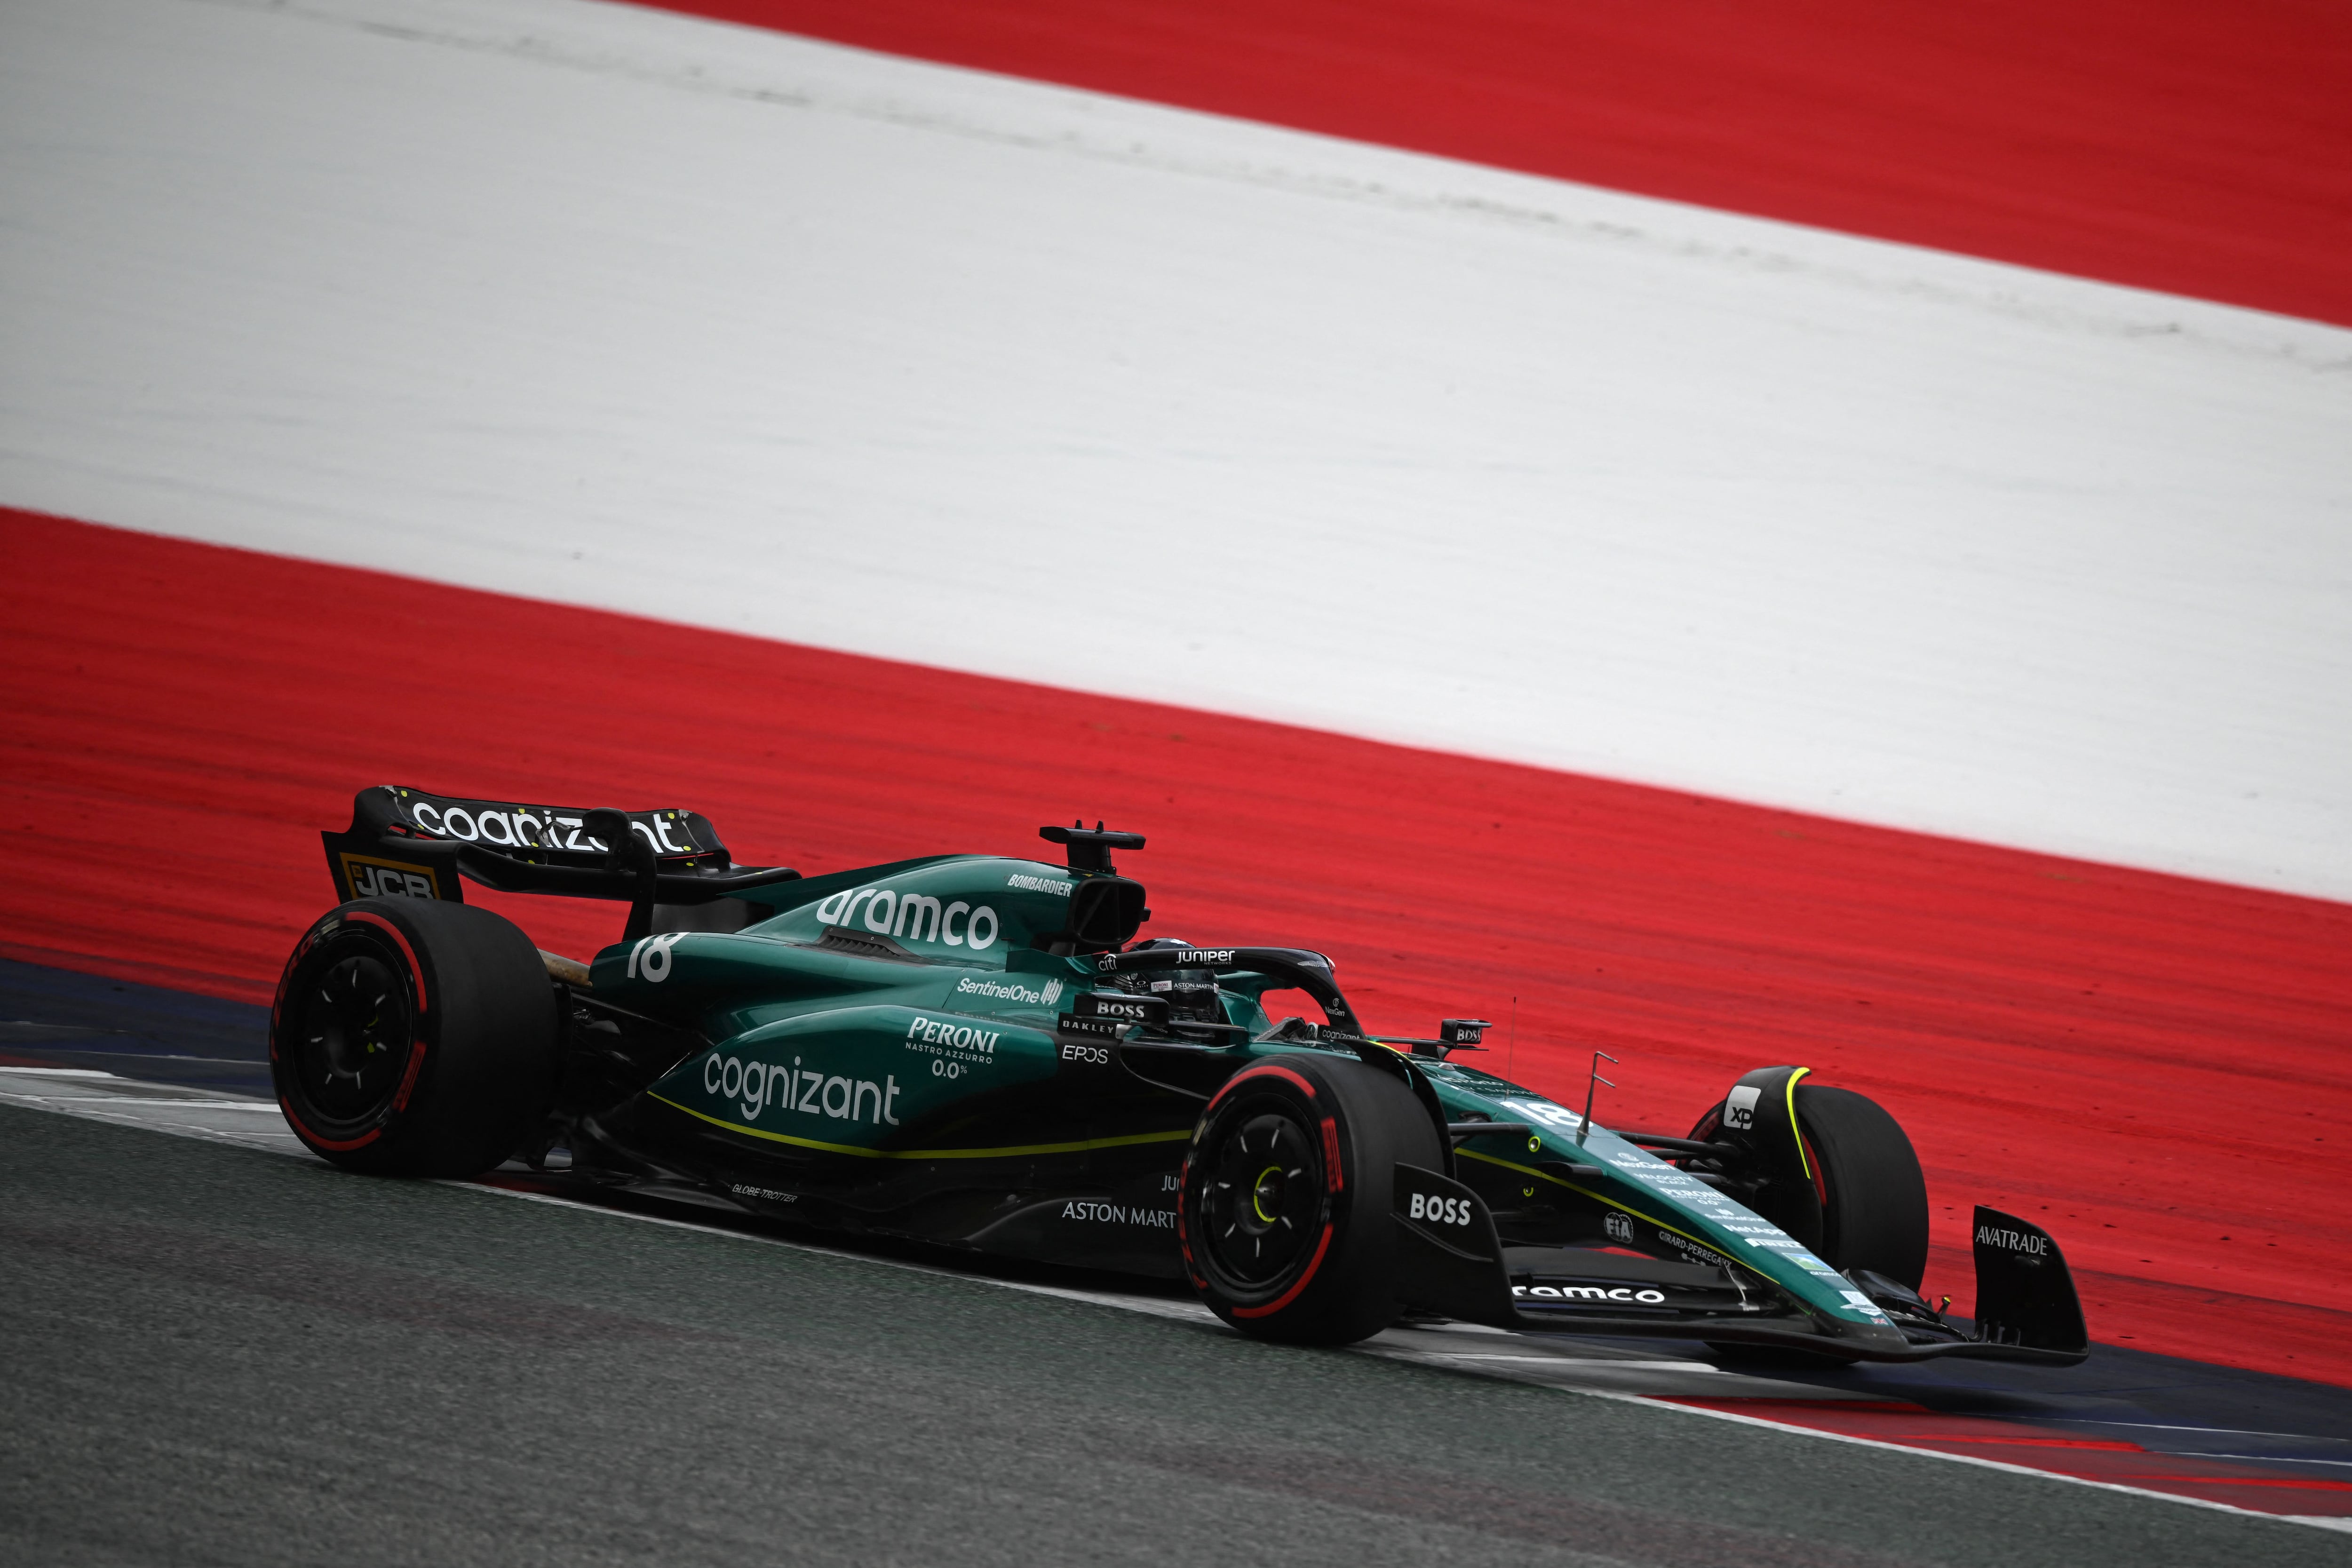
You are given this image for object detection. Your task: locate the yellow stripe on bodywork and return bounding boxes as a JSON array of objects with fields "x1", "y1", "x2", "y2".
[
  {"x1": 649, "y1": 1092, "x2": 1193, "y2": 1160},
  {"x1": 1786, "y1": 1066, "x2": 1814, "y2": 1180},
  {"x1": 1457, "y1": 1146, "x2": 1758, "y2": 1278}
]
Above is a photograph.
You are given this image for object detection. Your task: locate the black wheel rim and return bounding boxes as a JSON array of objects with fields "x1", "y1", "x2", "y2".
[
  {"x1": 287, "y1": 942, "x2": 413, "y2": 1128},
  {"x1": 1196, "y1": 1100, "x2": 1325, "y2": 1295}
]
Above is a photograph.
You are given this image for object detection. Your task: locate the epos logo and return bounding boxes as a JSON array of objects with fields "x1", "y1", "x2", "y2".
[{"x1": 1407, "y1": 1192, "x2": 1473, "y2": 1226}]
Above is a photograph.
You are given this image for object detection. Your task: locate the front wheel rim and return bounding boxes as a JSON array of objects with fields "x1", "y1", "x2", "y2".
[{"x1": 1196, "y1": 1101, "x2": 1325, "y2": 1295}]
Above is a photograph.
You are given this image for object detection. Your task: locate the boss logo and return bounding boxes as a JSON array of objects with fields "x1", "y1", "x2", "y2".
[
  {"x1": 1604, "y1": 1211, "x2": 1634, "y2": 1244},
  {"x1": 1407, "y1": 1192, "x2": 1472, "y2": 1226},
  {"x1": 1724, "y1": 1084, "x2": 1762, "y2": 1131},
  {"x1": 342, "y1": 854, "x2": 440, "y2": 900},
  {"x1": 1060, "y1": 1042, "x2": 1111, "y2": 1065}
]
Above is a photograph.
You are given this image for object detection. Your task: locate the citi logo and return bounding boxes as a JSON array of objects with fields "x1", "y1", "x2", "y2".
[{"x1": 815, "y1": 886, "x2": 1000, "y2": 949}]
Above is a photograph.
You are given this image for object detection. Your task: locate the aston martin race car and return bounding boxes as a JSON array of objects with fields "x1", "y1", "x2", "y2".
[{"x1": 273, "y1": 786, "x2": 2090, "y2": 1360}]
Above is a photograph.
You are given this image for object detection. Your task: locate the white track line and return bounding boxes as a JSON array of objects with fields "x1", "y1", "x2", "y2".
[{"x1": 2, "y1": 1078, "x2": 2341, "y2": 1532}]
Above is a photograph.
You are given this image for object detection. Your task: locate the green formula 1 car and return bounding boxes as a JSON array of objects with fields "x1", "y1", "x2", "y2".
[{"x1": 273, "y1": 787, "x2": 2089, "y2": 1360}]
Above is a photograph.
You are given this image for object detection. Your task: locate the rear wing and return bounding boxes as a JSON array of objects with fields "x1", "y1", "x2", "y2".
[{"x1": 322, "y1": 786, "x2": 801, "y2": 941}]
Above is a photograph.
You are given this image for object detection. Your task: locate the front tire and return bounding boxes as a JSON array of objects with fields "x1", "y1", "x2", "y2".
[
  {"x1": 1796, "y1": 1085, "x2": 1930, "y2": 1289},
  {"x1": 1689, "y1": 1081, "x2": 1930, "y2": 1289},
  {"x1": 270, "y1": 898, "x2": 557, "y2": 1177},
  {"x1": 1178, "y1": 1053, "x2": 1442, "y2": 1345}
]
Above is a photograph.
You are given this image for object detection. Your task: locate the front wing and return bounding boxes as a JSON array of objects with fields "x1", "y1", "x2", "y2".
[{"x1": 1391, "y1": 1165, "x2": 2090, "y2": 1365}]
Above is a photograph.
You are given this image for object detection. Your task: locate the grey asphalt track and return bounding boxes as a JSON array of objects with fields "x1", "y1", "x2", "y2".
[{"x1": 3, "y1": 1106, "x2": 2339, "y2": 1568}]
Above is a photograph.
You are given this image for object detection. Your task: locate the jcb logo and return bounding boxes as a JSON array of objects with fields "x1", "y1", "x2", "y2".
[{"x1": 342, "y1": 854, "x2": 439, "y2": 900}]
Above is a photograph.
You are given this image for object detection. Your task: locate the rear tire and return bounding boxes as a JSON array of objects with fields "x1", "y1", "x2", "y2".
[
  {"x1": 270, "y1": 898, "x2": 557, "y2": 1177},
  {"x1": 1179, "y1": 1053, "x2": 1442, "y2": 1345}
]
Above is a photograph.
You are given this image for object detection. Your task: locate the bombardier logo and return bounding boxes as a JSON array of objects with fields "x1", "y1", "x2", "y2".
[{"x1": 815, "y1": 886, "x2": 1000, "y2": 950}]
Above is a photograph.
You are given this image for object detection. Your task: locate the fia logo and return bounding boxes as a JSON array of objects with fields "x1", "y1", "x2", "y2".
[{"x1": 1605, "y1": 1211, "x2": 1635, "y2": 1244}]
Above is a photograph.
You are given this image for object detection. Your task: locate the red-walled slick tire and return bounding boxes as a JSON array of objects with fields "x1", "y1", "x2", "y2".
[
  {"x1": 1178, "y1": 1052, "x2": 1441, "y2": 1345},
  {"x1": 270, "y1": 898, "x2": 557, "y2": 1178}
]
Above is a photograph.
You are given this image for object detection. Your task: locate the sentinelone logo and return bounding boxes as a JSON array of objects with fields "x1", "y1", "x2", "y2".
[{"x1": 955, "y1": 976, "x2": 1064, "y2": 1006}]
